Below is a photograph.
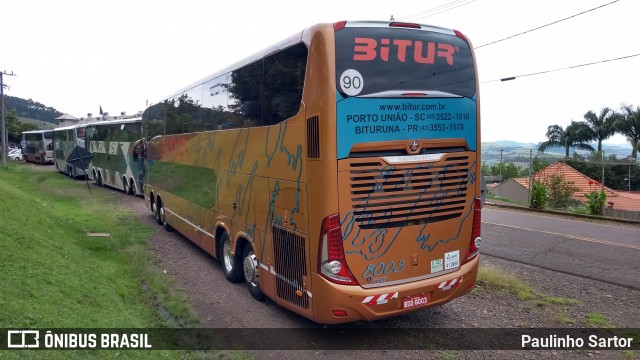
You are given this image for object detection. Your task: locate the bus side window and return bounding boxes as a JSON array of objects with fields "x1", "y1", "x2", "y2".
[{"x1": 262, "y1": 43, "x2": 308, "y2": 125}]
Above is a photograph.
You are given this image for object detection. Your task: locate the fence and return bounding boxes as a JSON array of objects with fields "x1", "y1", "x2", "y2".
[{"x1": 603, "y1": 208, "x2": 640, "y2": 222}]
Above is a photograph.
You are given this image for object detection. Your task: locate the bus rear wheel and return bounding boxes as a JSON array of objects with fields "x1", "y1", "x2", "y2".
[
  {"x1": 159, "y1": 203, "x2": 173, "y2": 231},
  {"x1": 221, "y1": 233, "x2": 243, "y2": 283},
  {"x1": 243, "y1": 245, "x2": 265, "y2": 301},
  {"x1": 154, "y1": 199, "x2": 163, "y2": 225}
]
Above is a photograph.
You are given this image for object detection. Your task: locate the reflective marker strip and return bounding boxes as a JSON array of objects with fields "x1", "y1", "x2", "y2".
[
  {"x1": 437, "y1": 276, "x2": 463, "y2": 291},
  {"x1": 362, "y1": 292, "x2": 399, "y2": 305}
]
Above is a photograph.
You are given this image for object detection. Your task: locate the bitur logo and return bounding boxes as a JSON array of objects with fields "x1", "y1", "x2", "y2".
[
  {"x1": 353, "y1": 38, "x2": 457, "y2": 65},
  {"x1": 408, "y1": 140, "x2": 420, "y2": 154}
]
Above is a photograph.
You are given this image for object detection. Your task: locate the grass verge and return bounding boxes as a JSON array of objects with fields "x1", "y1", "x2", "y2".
[
  {"x1": 0, "y1": 163, "x2": 204, "y2": 359},
  {"x1": 475, "y1": 264, "x2": 582, "y2": 307}
]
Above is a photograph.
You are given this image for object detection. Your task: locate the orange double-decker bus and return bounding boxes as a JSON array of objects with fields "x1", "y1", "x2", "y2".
[{"x1": 143, "y1": 20, "x2": 481, "y2": 324}]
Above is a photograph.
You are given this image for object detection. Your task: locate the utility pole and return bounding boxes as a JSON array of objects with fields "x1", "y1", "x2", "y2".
[
  {"x1": 1, "y1": 70, "x2": 16, "y2": 167},
  {"x1": 628, "y1": 163, "x2": 632, "y2": 192},
  {"x1": 528, "y1": 149, "x2": 533, "y2": 204},
  {"x1": 499, "y1": 149, "x2": 503, "y2": 198},
  {"x1": 601, "y1": 150, "x2": 605, "y2": 190}
]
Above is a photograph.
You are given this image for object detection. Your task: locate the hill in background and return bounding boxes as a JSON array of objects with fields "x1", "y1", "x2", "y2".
[
  {"x1": 482, "y1": 140, "x2": 635, "y2": 164},
  {"x1": 19, "y1": 117, "x2": 57, "y2": 130},
  {"x1": 4, "y1": 95, "x2": 62, "y2": 124}
]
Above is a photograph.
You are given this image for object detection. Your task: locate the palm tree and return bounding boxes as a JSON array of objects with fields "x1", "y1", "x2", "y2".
[
  {"x1": 538, "y1": 121, "x2": 595, "y2": 158},
  {"x1": 582, "y1": 107, "x2": 616, "y2": 152},
  {"x1": 614, "y1": 104, "x2": 640, "y2": 160}
]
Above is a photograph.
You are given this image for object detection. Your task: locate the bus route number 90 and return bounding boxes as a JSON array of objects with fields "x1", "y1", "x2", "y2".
[{"x1": 340, "y1": 69, "x2": 364, "y2": 96}]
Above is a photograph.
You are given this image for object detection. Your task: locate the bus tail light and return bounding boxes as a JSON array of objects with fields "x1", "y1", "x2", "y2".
[
  {"x1": 318, "y1": 214, "x2": 357, "y2": 285},
  {"x1": 389, "y1": 22, "x2": 421, "y2": 29},
  {"x1": 334, "y1": 21, "x2": 347, "y2": 32},
  {"x1": 454, "y1": 30, "x2": 471, "y2": 43},
  {"x1": 462, "y1": 198, "x2": 482, "y2": 264}
]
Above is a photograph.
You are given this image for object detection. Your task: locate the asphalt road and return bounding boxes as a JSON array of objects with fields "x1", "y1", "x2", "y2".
[{"x1": 482, "y1": 206, "x2": 640, "y2": 289}]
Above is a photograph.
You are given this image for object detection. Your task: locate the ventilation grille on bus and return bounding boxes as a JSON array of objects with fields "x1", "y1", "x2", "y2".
[
  {"x1": 349, "y1": 155, "x2": 470, "y2": 229},
  {"x1": 306, "y1": 115, "x2": 319, "y2": 159},
  {"x1": 272, "y1": 226, "x2": 309, "y2": 308}
]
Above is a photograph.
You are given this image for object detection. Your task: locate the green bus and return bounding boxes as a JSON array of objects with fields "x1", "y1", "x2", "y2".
[{"x1": 87, "y1": 118, "x2": 144, "y2": 195}]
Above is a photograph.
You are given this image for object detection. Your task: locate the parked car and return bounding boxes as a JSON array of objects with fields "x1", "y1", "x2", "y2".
[{"x1": 8, "y1": 149, "x2": 23, "y2": 161}]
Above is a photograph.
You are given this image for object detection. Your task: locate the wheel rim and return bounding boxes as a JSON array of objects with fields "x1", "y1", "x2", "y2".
[
  {"x1": 244, "y1": 250, "x2": 259, "y2": 285},
  {"x1": 223, "y1": 240, "x2": 233, "y2": 272},
  {"x1": 159, "y1": 207, "x2": 165, "y2": 223}
]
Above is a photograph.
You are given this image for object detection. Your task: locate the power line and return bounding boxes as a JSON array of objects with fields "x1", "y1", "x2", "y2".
[
  {"x1": 397, "y1": 0, "x2": 469, "y2": 21},
  {"x1": 481, "y1": 52, "x2": 640, "y2": 84},
  {"x1": 475, "y1": 0, "x2": 620, "y2": 49},
  {"x1": 398, "y1": 0, "x2": 477, "y2": 22}
]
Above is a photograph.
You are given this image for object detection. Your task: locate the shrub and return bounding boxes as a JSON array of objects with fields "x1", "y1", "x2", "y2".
[
  {"x1": 530, "y1": 181, "x2": 548, "y2": 209},
  {"x1": 585, "y1": 189, "x2": 607, "y2": 215}
]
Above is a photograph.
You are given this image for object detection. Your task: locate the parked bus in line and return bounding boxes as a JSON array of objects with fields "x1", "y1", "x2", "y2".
[
  {"x1": 87, "y1": 118, "x2": 144, "y2": 195},
  {"x1": 143, "y1": 20, "x2": 481, "y2": 324},
  {"x1": 22, "y1": 130, "x2": 54, "y2": 164},
  {"x1": 53, "y1": 123, "x2": 90, "y2": 178}
]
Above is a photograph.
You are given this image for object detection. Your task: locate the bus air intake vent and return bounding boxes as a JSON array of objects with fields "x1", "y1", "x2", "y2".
[
  {"x1": 272, "y1": 226, "x2": 309, "y2": 308},
  {"x1": 306, "y1": 115, "x2": 320, "y2": 159},
  {"x1": 348, "y1": 154, "x2": 471, "y2": 229}
]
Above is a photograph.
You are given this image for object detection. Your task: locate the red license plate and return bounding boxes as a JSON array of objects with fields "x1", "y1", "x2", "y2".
[{"x1": 402, "y1": 294, "x2": 429, "y2": 309}]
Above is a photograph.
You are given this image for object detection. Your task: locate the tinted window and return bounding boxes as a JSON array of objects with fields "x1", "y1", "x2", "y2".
[
  {"x1": 263, "y1": 43, "x2": 307, "y2": 125},
  {"x1": 202, "y1": 74, "x2": 237, "y2": 130},
  {"x1": 143, "y1": 102, "x2": 166, "y2": 139},
  {"x1": 227, "y1": 60, "x2": 263, "y2": 128},
  {"x1": 25, "y1": 133, "x2": 40, "y2": 141},
  {"x1": 77, "y1": 127, "x2": 86, "y2": 140},
  {"x1": 335, "y1": 27, "x2": 476, "y2": 98},
  {"x1": 144, "y1": 43, "x2": 309, "y2": 136}
]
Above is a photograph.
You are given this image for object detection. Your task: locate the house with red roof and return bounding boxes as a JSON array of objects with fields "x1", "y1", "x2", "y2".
[{"x1": 489, "y1": 162, "x2": 640, "y2": 212}]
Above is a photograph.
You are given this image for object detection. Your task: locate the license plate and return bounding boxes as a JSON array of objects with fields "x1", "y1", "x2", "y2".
[{"x1": 402, "y1": 294, "x2": 429, "y2": 309}]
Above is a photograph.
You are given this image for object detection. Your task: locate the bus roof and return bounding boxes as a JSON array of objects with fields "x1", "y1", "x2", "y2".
[
  {"x1": 53, "y1": 123, "x2": 93, "y2": 131},
  {"x1": 85, "y1": 118, "x2": 142, "y2": 127},
  {"x1": 22, "y1": 129, "x2": 54, "y2": 134}
]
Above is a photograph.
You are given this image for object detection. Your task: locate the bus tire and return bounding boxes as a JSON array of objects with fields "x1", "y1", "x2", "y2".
[
  {"x1": 154, "y1": 199, "x2": 163, "y2": 225},
  {"x1": 243, "y1": 245, "x2": 265, "y2": 301},
  {"x1": 127, "y1": 178, "x2": 135, "y2": 195},
  {"x1": 221, "y1": 233, "x2": 243, "y2": 283}
]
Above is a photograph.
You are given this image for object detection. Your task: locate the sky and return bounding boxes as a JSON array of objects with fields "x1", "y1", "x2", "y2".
[{"x1": 2, "y1": 0, "x2": 638, "y2": 146}]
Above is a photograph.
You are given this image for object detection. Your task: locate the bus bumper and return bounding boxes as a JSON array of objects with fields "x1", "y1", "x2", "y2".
[{"x1": 310, "y1": 256, "x2": 479, "y2": 324}]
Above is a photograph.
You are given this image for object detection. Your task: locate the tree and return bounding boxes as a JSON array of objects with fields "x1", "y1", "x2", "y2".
[
  {"x1": 538, "y1": 121, "x2": 595, "y2": 157},
  {"x1": 532, "y1": 156, "x2": 549, "y2": 173},
  {"x1": 614, "y1": 104, "x2": 640, "y2": 160},
  {"x1": 489, "y1": 162, "x2": 521, "y2": 181},
  {"x1": 582, "y1": 107, "x2": 616, "y2": 152},
  {"x1": 4, "y1": 95, "x2": 62, "y2": 123},
  {"x1": 481, "y1": 162, "x2": 491, "y2": 175},
  {"x1": 6, "y1": 109, "x2": 22, "y2": 144},
  {"x1": 545, "y1": 174, "x2": 580, "y2": 209}
]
